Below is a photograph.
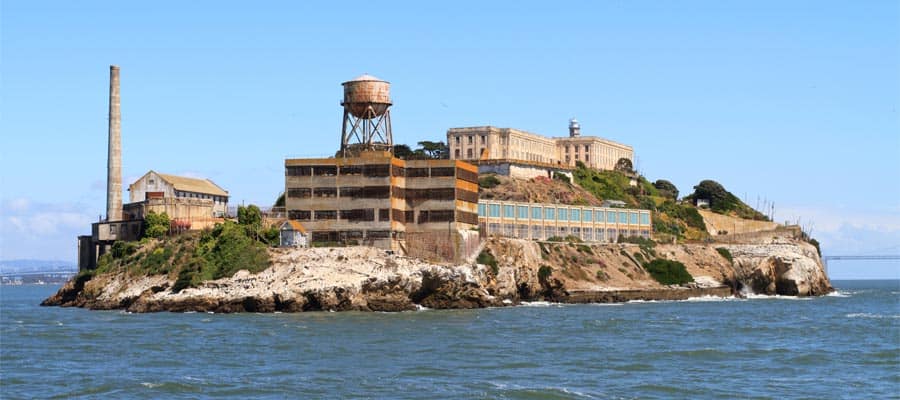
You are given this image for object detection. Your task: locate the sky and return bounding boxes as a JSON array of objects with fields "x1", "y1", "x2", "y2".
[{"x1": 1, "y1": 1, "x2": 898, "y2": 279}]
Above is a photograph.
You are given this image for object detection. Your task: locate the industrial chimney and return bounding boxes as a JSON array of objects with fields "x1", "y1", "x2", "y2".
[
  {"x1": 106, "y1": 65, "x2": 122, "y2": 221},
  {"x1": 568, "y1": 118, "x2": 581, "y2": 137}
]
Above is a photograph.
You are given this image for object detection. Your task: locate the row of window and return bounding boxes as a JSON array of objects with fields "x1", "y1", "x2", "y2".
[
  {"x1": 174, "y1": 191, "x2": 227, "y2": 204},
  {"x1": 483, "y1": 223, "x2": 651, "y2": 242},
  {"x1": 286, "y1": 165, "x2": 461, "y2": 178},
  {"x1": 478, "y1": 203, "x2": 650, "y2": 225},
  {"x1": 287, "y1": 208, "x2": 471, "y2": 224}
]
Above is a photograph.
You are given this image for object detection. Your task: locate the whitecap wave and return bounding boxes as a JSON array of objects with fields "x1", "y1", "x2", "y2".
[
  {"x1": 684, "y1": 295, "x2": 739, "y2": 302},
  {"x1": 519, "y1": 301, "x2": 559, "y2": 307},
  {"x1": 846, "y1": 313, "x2": 900, "y2": 319},
  {"x1": 741, "y1": 293, "x2": 813, "y2": 300},
  {"x1": 141, "y1": 382, "x2": 163, "y2": 388},
  {"x1": 415, "y1": 304, "x2": 430, "y2": 311}
]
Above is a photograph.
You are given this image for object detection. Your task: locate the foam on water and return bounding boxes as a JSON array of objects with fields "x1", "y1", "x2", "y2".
[{"x1": 846, "y1": 313, "x2": 900, "y2": 319}]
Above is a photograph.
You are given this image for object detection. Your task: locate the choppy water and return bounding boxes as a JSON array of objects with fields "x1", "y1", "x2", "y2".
[{"x1": 2, "y1": 280, "x2": 898, "y2": 399}]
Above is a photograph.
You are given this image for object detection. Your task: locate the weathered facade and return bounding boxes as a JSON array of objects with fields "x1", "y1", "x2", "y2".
[
  {"x1": 128, "y1": 171, "x2": 229, "y2": 217},
  {"x1": 447, "y1": 122, "x2": 634, "y2": 171},
  {"x1": 478, "y1": 200, "x2": 651, "y2": 242},
  {"x1": 121, "y1": 171, "x2": 230, "y2": 231},
  {"x1": 284, "y1": 151, "x2": 479, "y2": 258}
]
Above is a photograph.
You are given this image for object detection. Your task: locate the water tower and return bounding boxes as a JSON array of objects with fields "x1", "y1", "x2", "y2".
[{"x1": 340, "y1": 74, "x2": 393, "y2": 156}]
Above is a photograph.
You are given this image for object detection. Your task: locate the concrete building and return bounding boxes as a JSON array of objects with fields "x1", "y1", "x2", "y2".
[
  {"x1": 447, "y1": 119, "x2": 634, "y2": 171},
  {"x1": 126, "y1": 170, "x2": 230, "y2": 221},
  {"x1": 279, "y1": 220, "x2": 309, "y2": 248},
  {"x1": 478, "y1": 200, "x2": 651, "y2": 242},
  {"x1": 284, "y1": 151, "x2": 479, "y2": 256}
]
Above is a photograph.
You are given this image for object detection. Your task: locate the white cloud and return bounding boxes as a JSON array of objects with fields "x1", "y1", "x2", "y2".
[{"x1": 0, "y1": 198, "x2": 96, "y2": 260}]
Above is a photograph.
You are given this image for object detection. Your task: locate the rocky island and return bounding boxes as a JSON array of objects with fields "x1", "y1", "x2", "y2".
[
  {"x1": 43, "y1": 234, "x2": 830, "y2": 313},
  {"x1": 45, "y1": 69, "x2": 832, "y2": 313}
]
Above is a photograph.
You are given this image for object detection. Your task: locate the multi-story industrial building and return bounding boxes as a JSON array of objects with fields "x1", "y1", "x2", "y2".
[
  {"x1": 284, "y1": 75, "x2": 481, "y2": 260},
  {"x1": 284, "y1": 151, "x2": 479, "y2": 253},
  {"x1": 478, "y1": 200, "x2": 651, "y2": 242},
  {"x1": 447, "y1": 119, "x2": 633, "y2": 171}
]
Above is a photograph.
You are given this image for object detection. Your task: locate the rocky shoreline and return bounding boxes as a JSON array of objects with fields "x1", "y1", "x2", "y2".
[{"x1": 42, "y1": 237, "x2": 832, "y2": 313}]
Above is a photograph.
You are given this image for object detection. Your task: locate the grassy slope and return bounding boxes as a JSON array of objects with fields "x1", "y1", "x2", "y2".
[{"x1": 89, "y1": 222, "x2": 271, "y2": 293}]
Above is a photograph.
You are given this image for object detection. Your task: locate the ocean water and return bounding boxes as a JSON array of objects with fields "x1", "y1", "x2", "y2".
[{"x1": 2, "y1": 280, "x2": 898, "y2": 399}]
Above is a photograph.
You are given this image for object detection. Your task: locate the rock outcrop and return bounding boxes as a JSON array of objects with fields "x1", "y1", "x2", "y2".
[{"x1": 42, "y1": 238, "x2": 831, "y2": 313}]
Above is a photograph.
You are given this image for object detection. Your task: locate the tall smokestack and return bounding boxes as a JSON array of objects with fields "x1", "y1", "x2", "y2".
[{"x1": 106, "y1": 65, "x2": 122, "y2": 221}]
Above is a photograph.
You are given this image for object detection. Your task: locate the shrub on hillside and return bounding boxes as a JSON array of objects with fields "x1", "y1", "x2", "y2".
[
  {"x1": 538, "y1": 265, "x2": 553, "y2": 281},
  {"x1": 477, "y1": 250, "x2": 499, "y2": 275},
  {"x1": 478, "y1": 175, "x2": 501, "y2": 189},
  {"x1": 143, "y1": 211, "x2": 170, "y2": 239},
  {"x1": 644, "y1": 259, "x2": 693, "y2": 285},
  {"x1": 653, "y1": 179, "x2": 679, "y2": 200},
  {"x1": 716, "y1": 247, "x2": 734, "y2": 264}
]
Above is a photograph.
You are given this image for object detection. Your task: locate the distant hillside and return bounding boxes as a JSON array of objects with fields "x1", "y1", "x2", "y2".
[{"x1": 0, "y1": 259, "x2": 76, "y2": 274}]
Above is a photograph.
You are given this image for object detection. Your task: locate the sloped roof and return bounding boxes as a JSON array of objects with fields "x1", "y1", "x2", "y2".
[
  {"x1": 156, "y1": 172, "x2": 229, "y2": 197},
  {"x1": 282, "y1": 220, "x2": 307, "y2": 234}
]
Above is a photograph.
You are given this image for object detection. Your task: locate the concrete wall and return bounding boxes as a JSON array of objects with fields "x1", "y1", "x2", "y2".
[
  {"x1": 477, "y1": 162, "x2": 574, "y2": 181},
  {"x1": 124, "y1": 198, "x2": 223, "y2": 230},
  {"x1": 698, "y1": 209, "x2": 779, "y2": 236}
]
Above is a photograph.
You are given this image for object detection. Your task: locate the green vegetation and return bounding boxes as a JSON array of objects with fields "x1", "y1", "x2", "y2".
[
  {"x1": 653, "y1": 179, "x2": 679, "y2": 200},
  {"x1": 274, "y1": 193, "x2": 285, "y2": 207},
  {"x1": 393, "y1": 141, "x2": 450, "y2": 160},
  {"x1": 809, "y1": 238, "x2": 821, "y2": 257},
  {"x1": 538, "y1": 265, "x2": 553, "y2": 281},
  {"x1": 576, "y1": 244, "x2": 593, "y2": 254},
  {"x1": 644, "y1": 259, "x2": 694, "y2": 285},
  {"x1": 93, "y1": 218, "x2": 274, "y2": 293},
  {"x1": 573, "y1": 165, "x2": 633, "y2": 204},
  {"x1": 478, "y1": 174, "x2": 501, "y2": 189},
  {"x1": 477, "y1": 250, "x2": 499, "y2": 275},
  {"x1": 716, "y1": 247, "x2": 734, "y2": 264},
  {"x1": 614, "y1": 158, "x2": 634, "y2": 174},
  {"x1": 633, "y1": 252, "x2": 645, "y2": 264},
  {"x1": 618, "y1": 235, "x2": 657, "y2": 257},
  {"x1": 143, "y1": 211, "x2": 170, "y2": 239},
  {"x1": 686, "y1": 180, "x2": 768, "y2": 220},
  {"x1": 552, "y1": 172, "x2": 571, "y2": 184},
  {"x1": 111, "y1": 241, "x2": 138, "y2": 259}
]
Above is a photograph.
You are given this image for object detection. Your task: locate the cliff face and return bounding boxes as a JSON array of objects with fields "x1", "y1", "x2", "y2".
[{"x1": 42, "y1": 237, "x2": 831, "y2": 313}]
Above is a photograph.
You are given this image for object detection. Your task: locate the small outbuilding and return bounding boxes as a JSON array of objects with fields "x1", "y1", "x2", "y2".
[{"x1": 280, "y1": 220, "x2": 308, "y2": 248}]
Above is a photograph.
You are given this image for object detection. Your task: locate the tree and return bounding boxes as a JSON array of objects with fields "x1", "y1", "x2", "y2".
[
  {"x1": 653, "y1": 179, "x2": 679, "y2": 200},
  {"x1": 691, "y1": 180, "x2": 737, "y2": 213},
  {"x1": 614, "y1": 157, "x2": 634, "y2": 174},
  {"x1": 143, "y1": 211, "x2": 170, "y2": 239},
  {"x1": 392, "y1": 144, "x2": 414, "y2": 159},
  {"x1": 237, "y1": 205, "x2": 262, "y2": 228},
  {"x1": 417, "y1": 141, "x2": 449, "y2": 159},
  {"x1": 274, "y1": 193, "x2": 285, "y2": 207}
]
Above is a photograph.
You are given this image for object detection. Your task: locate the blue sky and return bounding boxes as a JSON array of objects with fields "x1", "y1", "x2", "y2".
[{"x1": 2, "y1": 1, "x2": 898, "y2": 278}]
